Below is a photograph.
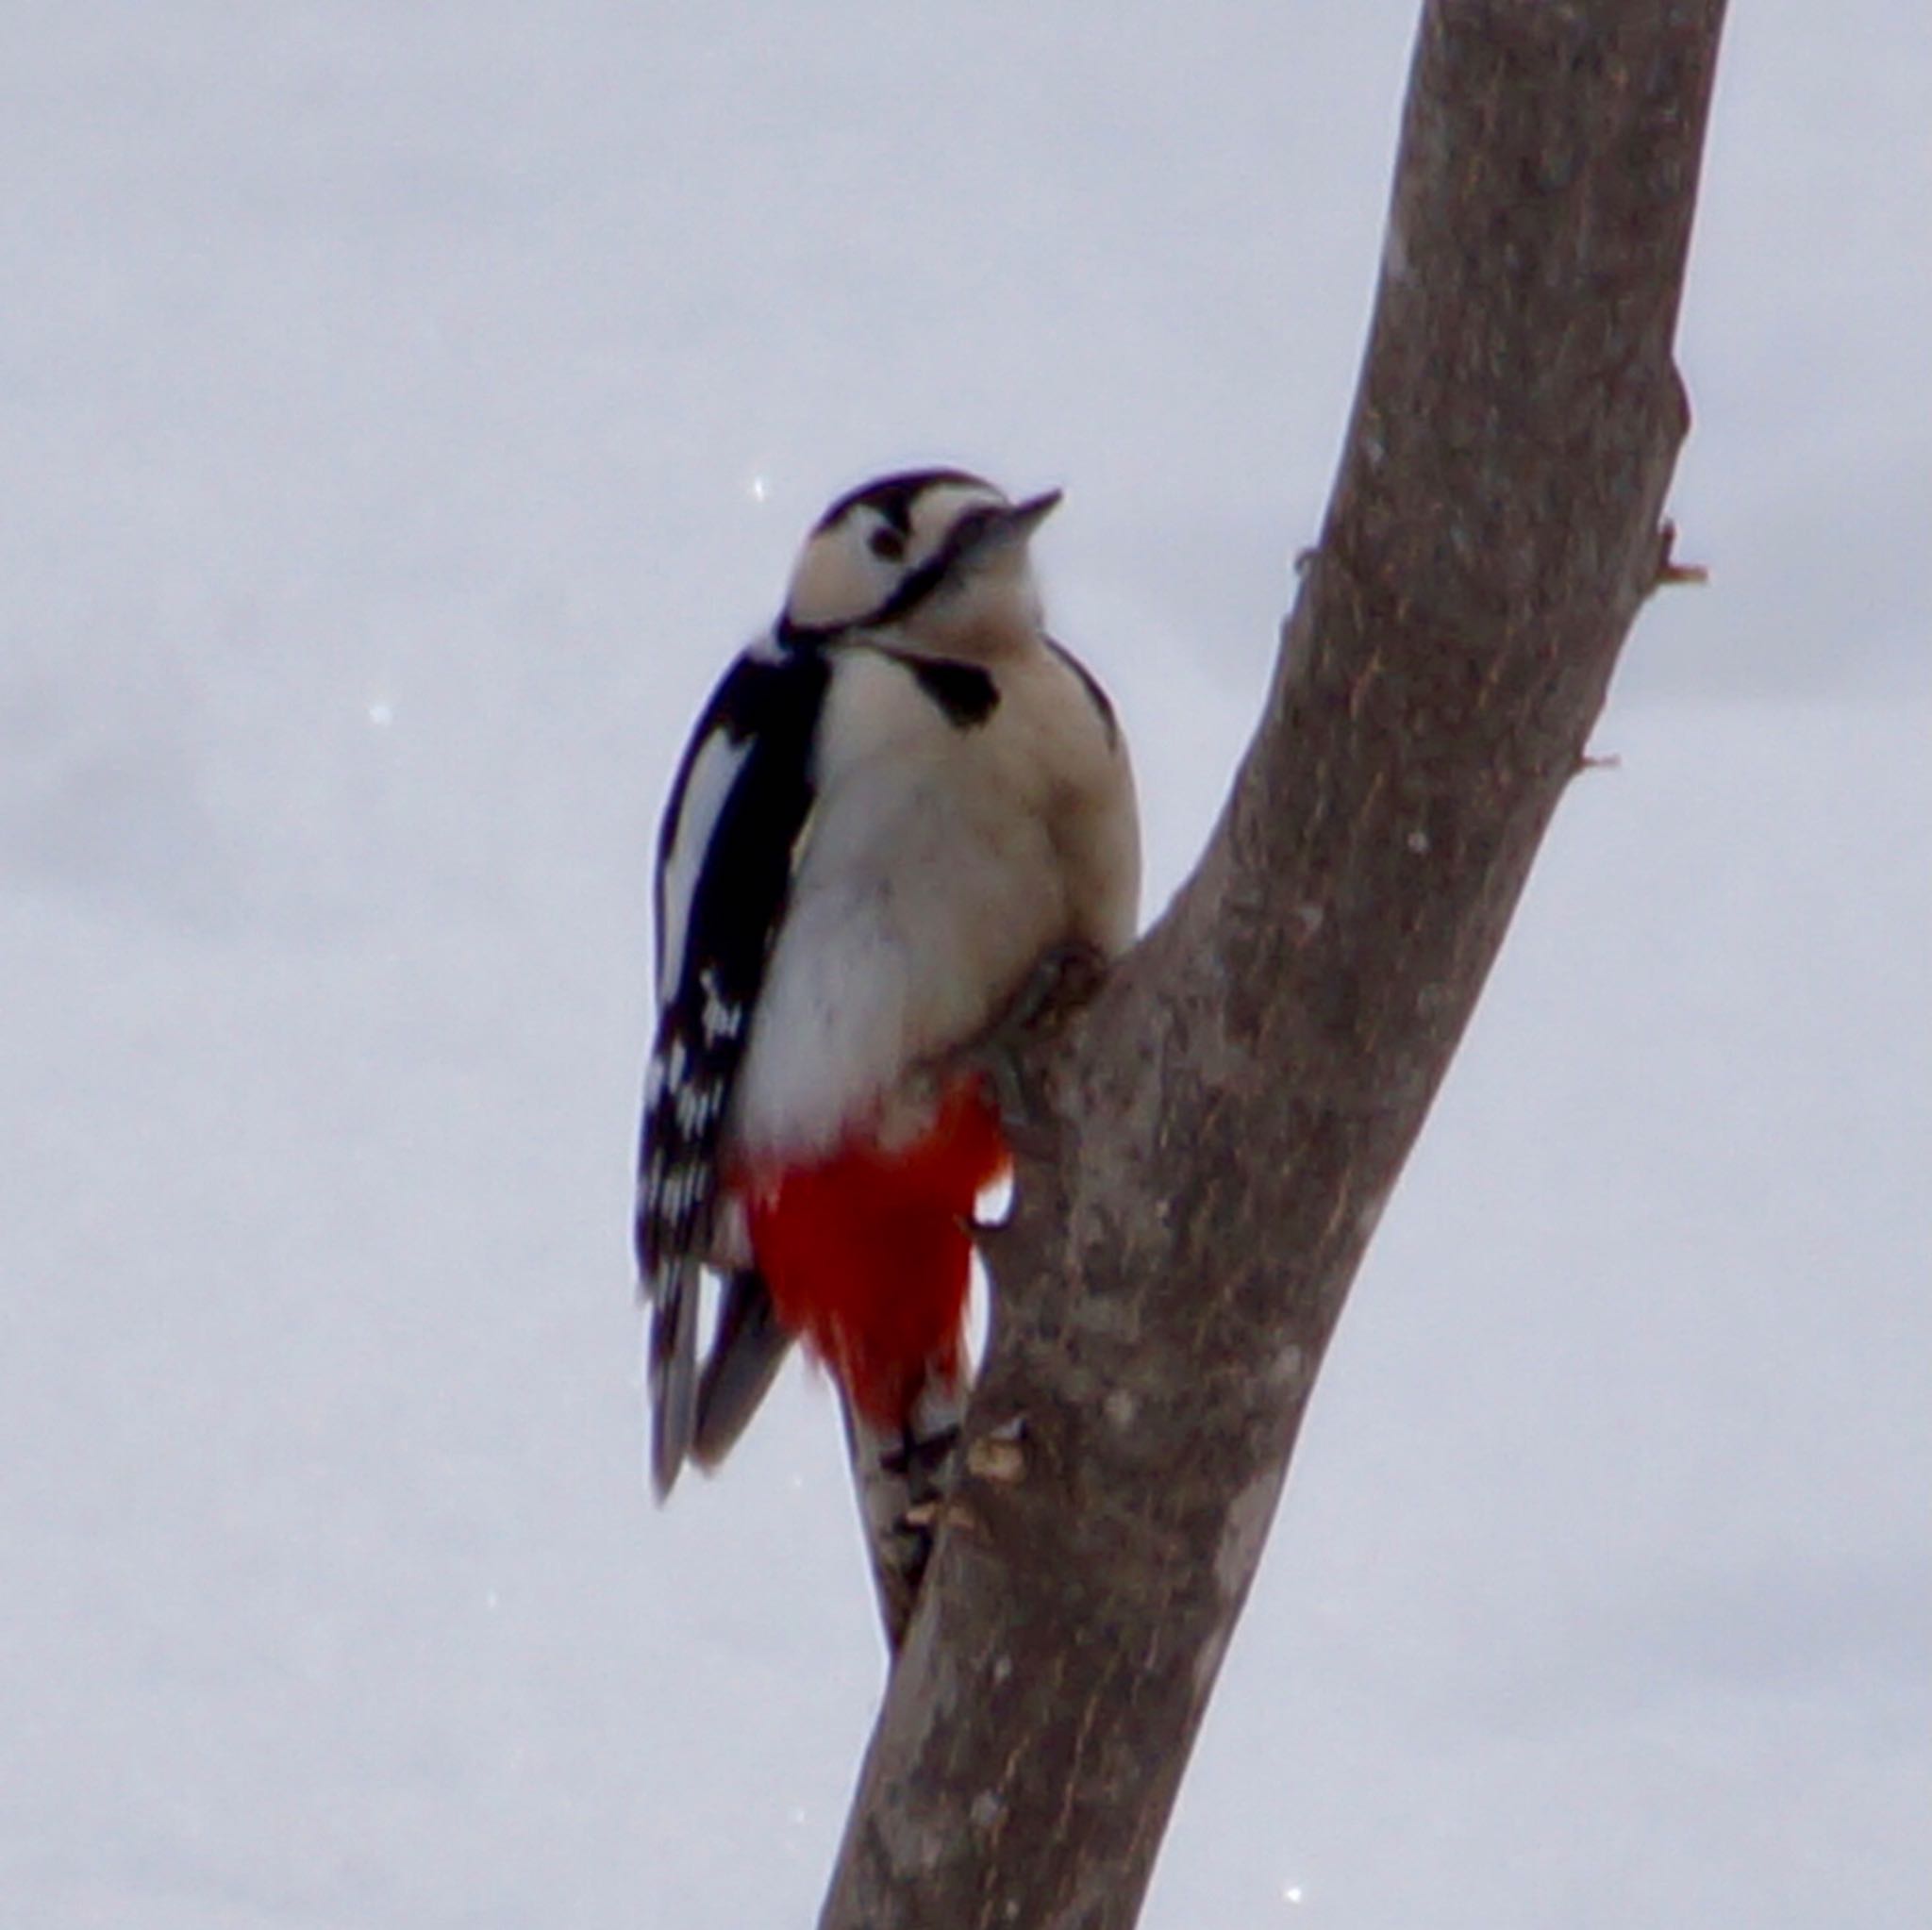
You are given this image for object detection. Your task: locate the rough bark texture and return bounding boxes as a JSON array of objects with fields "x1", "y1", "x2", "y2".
[{"x1": 820, "y1": 4, "x2": 1726, "y2": 1925}]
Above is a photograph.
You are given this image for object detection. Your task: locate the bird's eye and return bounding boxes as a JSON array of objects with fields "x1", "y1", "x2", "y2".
[{"x1": 868, "y1": 528, "x2": 906, "y2": 563}]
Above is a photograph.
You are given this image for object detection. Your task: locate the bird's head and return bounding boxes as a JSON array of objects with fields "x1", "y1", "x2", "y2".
[{"x1": 778, "y1": 469, "x2": 1060, "y2": 657}]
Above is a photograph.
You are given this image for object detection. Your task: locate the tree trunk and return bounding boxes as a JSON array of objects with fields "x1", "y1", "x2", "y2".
[{"x1": 820, "y1": 3, "x2": 1727, "y2": 1924}]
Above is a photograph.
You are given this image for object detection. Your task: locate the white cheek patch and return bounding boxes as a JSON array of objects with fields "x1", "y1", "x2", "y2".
[
  {"x1": 784, "y1": 523, "x2": 889, "y2": 630},
  {"x1": 658, "y1": 727, "x2": 750, "y2": 995}
]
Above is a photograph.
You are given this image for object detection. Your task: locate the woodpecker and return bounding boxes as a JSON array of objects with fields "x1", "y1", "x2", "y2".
[{"x1": 636, "y1": 468, "x2": 1139, "y2": 1642}]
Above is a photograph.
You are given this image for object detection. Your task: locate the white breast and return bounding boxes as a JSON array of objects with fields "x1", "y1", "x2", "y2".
[{"x1": 726, "y1": 641, "x2": 1136, "y2": 1166}]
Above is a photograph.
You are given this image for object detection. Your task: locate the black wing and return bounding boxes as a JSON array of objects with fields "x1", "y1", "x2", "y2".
[{"x1": 637, "y1": 637, "x2": 826, "y2": 1492}]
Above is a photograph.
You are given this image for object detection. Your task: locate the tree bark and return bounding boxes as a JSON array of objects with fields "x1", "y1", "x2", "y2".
[{"x1": 820, "y1": 3, "x2": 1726, "y2": 1925}]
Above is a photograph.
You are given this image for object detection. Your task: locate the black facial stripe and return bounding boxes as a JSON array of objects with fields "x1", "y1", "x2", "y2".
[
  {"x1": 859, "y1": 504, "x2": 1005, "y2": 628},
  {"x1": 774, "y1": 613, "x2": 830, "y2": 651},
  {"x1": 905, "y1": 657, "x2": 999, "y2": 728},
  {"x1": 863, "y1": 550, "x2": 951, "y2": 627},
  {"x1": 774, "y1": 507, "x2": 994, "y2": 648}
]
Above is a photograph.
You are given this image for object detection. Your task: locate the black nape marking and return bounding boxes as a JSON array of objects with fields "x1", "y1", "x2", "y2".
[{"x1": 907, "y1": 657, "x2": 999, "y2": 728}]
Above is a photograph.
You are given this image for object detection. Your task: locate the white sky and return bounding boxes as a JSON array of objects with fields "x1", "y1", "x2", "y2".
[{"x1": 2, "y1": 4, "x2": 1926, "y2": 1926}]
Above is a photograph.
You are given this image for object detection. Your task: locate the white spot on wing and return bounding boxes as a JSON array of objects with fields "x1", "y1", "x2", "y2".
[
  {"x1": 698, "y1": 967, "x2": 745, "y2": 1042},
  {"x1": 674, "y1": 1080, "x2": 726, "y2": 1136},
  {"x1": 658, "y1": 725, "x2": 752, "y2": 994}
]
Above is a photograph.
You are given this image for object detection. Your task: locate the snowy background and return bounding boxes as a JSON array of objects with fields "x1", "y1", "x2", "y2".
[{"x1": 3, "y1": 3, "x2": 1926, "y2": 1925}]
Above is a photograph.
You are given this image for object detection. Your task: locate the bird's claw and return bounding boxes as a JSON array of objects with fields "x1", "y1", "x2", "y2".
[{"x1": 967, "y1": 941, "x2": 1109, "y2": 1146}]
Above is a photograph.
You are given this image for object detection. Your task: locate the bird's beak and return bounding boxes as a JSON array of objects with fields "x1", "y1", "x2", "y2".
[
  {"x1": 949, "y1": 489, "x2": 1062, "y2": 575},
  {"x1": 931, "y1": 483, "x2": 1058, "y2": 587},
  {"x1": 997, "y1": 489, "x2": 1062, "y2": 543},
  {"x1": 924, "y1": 489, "x2": 1064, "y2": 605}
]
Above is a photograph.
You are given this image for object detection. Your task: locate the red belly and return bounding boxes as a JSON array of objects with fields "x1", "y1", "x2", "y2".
[{"x1": 743, "y1": 1078, "x2": 1008, "y2": 1428}]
